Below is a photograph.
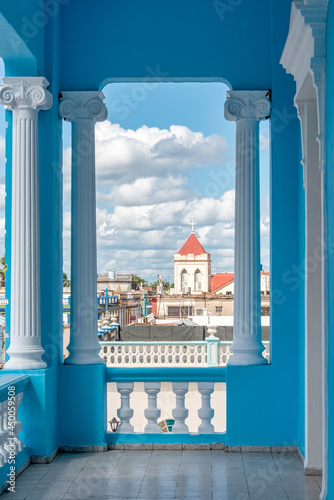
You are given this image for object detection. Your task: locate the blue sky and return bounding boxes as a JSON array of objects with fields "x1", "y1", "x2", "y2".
[{"x1": 0, "y1": 68, "x2": 270, "y2": 284}]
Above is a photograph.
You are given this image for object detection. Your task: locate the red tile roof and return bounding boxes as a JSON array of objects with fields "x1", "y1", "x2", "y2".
[
  {"x1": 211, "y1": 273, "x2": 234, "y2": 292},
  {"x1": 177, "y1": 233, "x2": 208, "y2": 255}
]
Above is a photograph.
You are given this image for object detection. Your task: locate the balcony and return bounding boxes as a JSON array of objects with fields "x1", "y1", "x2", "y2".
[{"x1": 8, "y1": 449, "x2": 322, "y2": 500}]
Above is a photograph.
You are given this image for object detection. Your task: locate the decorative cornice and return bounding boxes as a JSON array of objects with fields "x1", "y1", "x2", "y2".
[
  {"x1": 280, "y1": 0, "x2": 328, "y2": 92},
  {"x1": 0, "y1": 77, "x2": 52, "y2": 111},
  {"x1": 224, "y1": 91, "x2": 271, "y2": 122},
  {"x1": 280, "y1": 0, "x2": 328, "y2": 171},
  {"x1": 59, "y1": 91, "x2": 107, "y2": 123}
]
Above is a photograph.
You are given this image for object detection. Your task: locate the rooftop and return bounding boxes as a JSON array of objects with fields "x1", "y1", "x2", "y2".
[
  {"x1": 177, "y1": 232, "x2": 208, "y2": 256},
  {"x1": 211, "y1": 273, "x2": 235, "y2": 293}
]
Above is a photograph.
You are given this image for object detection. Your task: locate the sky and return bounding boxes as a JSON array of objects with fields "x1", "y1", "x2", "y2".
[{"x1": 0, "y1": 66, "x2": 270, "y2": 285}]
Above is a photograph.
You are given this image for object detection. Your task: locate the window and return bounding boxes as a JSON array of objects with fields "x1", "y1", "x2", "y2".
[
  {"x1": 168, "y1": 306, "x2": 194, "y2": 318},
  {"x1": 215, "y1": 306, "x2": 223, "y2": 314},
  {"x1": 194, "y1": 269, "x2": 202, "y2": 291},
  {"x1": 181, "y1": 269, "x2": 188, "y2": 293}
]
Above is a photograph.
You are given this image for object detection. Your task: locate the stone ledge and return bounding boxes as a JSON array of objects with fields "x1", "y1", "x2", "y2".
[
  {"x1": 108, "y1": 442, "x2": 226, "y2": 450},
  {"x1": 31, "y1": 447, "x2": 59, "y2": 464},
  {"x1": 225, "y1": 445, "x2": 297, "y2": 453},
  {"x1": 59, "y1": 445, "x2": 108, "y2": 453}
]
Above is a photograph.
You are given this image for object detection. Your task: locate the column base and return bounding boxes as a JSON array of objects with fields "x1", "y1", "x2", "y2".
[
  {"x1": 5, "y1": 348, "x2": 47, "y2": 370},
  {"x1": 227, "y1": 348, "x2": 267, "y2": 366},
  {"x1": 64, "y1": 346, "x2": 103, "y2": 365}
]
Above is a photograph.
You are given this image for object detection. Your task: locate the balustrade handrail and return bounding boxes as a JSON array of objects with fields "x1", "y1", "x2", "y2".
[
  {"x1": 106, "y1": 366, "x2": 227, "y2": 382},
  {"x1": 0, "y1": 375, "x2": 29, "y2": 401},
  {"x1": 100, "y1": 340, "x2": 270, "y2": 345},
  {"x1": 100, "y1": 340, "x2": 270, "y2": 368}
]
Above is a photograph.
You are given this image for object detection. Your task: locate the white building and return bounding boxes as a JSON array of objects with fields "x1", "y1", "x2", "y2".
[{"x1": 174, "y1": 230, "x2": 211, "y2": 294}]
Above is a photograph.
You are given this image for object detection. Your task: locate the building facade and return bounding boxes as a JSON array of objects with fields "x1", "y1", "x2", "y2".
[{"x1": 174, "y1": 231, "x2": 211, "y2": 294}]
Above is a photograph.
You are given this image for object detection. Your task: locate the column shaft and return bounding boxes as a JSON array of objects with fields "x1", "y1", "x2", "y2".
[
  {"x1": 59, "y1": 91, "x2": 107, "y2": 365},
  {"x1": 224, "y1": 90, "x2": 270, "y2": 365},
  {"x1": 0, "y1": 77, "x2": 52, "y2": 369}
]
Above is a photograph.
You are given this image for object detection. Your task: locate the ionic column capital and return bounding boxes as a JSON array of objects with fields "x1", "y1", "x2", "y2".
[
  {"x1": 59, "y1": 91, "x2": 107, "y2": 123},
  {"x1": 0, "y1": 77, "x2": 52, "y2": 111},
  {"x1": 224, "y1": 90, "x2": 271, "y2": 122}
]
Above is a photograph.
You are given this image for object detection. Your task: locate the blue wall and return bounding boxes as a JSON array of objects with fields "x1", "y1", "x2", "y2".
[
  {"x1": 0, "y1": 0, "x2": 306, "y2": 452},
  {"x1": 59, "y1": 0, "x2": 271, "y2": 90}
]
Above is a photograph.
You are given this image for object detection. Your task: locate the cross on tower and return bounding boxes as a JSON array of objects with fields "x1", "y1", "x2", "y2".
[{"x1": 190, "y1": 220, "x2": 197, "y2": 233}]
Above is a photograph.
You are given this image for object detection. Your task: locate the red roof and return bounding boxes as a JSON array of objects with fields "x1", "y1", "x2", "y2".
[
  {"x1": 211, "y1": 273, "x2": 234, "y2": 292},
  {"x1": 178, "y1": 233, "x2": 207, "y2": 255}
]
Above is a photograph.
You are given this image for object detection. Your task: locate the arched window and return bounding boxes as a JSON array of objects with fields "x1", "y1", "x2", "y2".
[
  {"x1": 194, "y1": 269, "x2": 202, "y2": 291},
  {"x1": 181, "y1": 269, "x2": 188, "y2": 292}
]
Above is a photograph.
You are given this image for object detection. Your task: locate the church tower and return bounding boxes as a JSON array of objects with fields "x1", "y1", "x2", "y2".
[{"x1": 174, "y1": 230, "x2": 211, "y2": 294}]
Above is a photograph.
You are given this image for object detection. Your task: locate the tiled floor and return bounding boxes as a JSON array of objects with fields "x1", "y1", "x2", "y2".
[{"x1": 2, "y1": 450, "x2": 322, "y2": 500}]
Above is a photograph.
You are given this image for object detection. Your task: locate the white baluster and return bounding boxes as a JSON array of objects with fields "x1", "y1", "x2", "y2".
[
  {"x1": 144, "y1": 382, "x2": 161, "y2": 433},
  {"x1": 197, "y1": 382, "x2": 215, "y2": 434},
  {"x1": 13, "y1": 393, "x2": 23, "y2": 452},
  {"x1": 0, "y1": 402, "x2": 9, "y2": 465},
  {"x1": 172, "y1": 383, "x2": 188, "y2": 433},
  {"x1": 117, "y1": 383, "x2": 134, "y2": 433}
]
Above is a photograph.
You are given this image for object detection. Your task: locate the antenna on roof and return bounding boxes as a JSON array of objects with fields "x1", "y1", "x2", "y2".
[{"x1": 189, "y1": 220, "x2": 197, "y2": 234}]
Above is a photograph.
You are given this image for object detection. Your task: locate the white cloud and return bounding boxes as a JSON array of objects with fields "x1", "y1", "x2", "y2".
[
  {"x1": 260, "y1": 133, "x2": 270, "y2": 150},
  {"x1": 0, "y1": 135, "x2": 5, "y2": 158},
  {"x1": 98, "y1": 175, "x2": 191, "y2": 207},
  {"x1": 0, "y1": 184, "x2": 5, "y2": 210},
  {"x1": 0, "y1": 217, "x2": 4, "y2": 256},
  {"x1": 106, "y1": 189, "x2": 235, "y2": 231},
  {"x1": 62, "y1": 122, "x2": 230, "y2": 186}
]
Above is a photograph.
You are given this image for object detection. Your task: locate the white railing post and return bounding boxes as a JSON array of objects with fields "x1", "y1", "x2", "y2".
[
  {"x1": 144, "y1": 382, "x2": 161, "y2": 433},
  {"x1": 205, "y1": 326, "x2": 219, "y2": 367},
  {"x1": 198, "y1": 382, "x2": 215, "y2": 433},
  {"x1": 172, "y1": 382, "x2": 188, "y2": 433},
  {"x1": 12, "y1": 393, "x2": 23, "y2": 453},
  {"x1": 117, "y1": 382, "x2": 134, "y2": 433}
]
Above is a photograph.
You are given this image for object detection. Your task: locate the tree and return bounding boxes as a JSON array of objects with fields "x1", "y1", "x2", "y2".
[
  {"x1": 63, "y1": 272, "x2": 71, "y2": 287},
  {"x1": 150, "y1": 279, "x2": 174, "y2": 291},
  {"x1": 0, "y1": 256, "x2": 7, "y2": 283},
  {"x1": 133, "y1": 275, "x2": 147, "y2": 288}
]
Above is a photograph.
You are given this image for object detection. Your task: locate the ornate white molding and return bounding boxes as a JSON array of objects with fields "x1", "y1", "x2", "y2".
[
  {"x1": 224, "y1": 91, "x2": 271, "y2": 122},
  {"x1": 0, "y1": 77, "x2": 52, "y2": 110},
  {"x1": 280, "y1": 0, "x2": 328, "y2": 170},
  {"x1": 59, "y1": 91, "x2": 107, "y2": 123},
  {"x1": 295, "y1": 100, "x2": 308, "y2": 189}
]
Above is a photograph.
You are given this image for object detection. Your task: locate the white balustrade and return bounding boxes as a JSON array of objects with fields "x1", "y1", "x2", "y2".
[
  {"x1": 172, "y1": 383, "x2": 189, "y2": 433},
  {"x1": 117, "y1": 382, "x2": 134, "y2": 433},
  {"x1": 101, "y1": 341, "x2": 270, "y2": 367},
  {"x1": 12, "y1": 393, "x2": 23, "y2": 453},
  {"x1": 0, "y1": 402, "x2": 9, "y2": 466},
  {"x1": 0, "y1": 391, "x2": 25, "y2": 467},
  {"x1": 144, "y1": 382, "x2": 161, "y2": 433},
  {"x1": 110, "y1": 381, "x2": 226, "y2": 435},
  {"x1": 100, "y1": 342, "x2": 207, "y2": 367},
  {"x1": 198, "y1": 382, "x2": 215, "y2": 433}
]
